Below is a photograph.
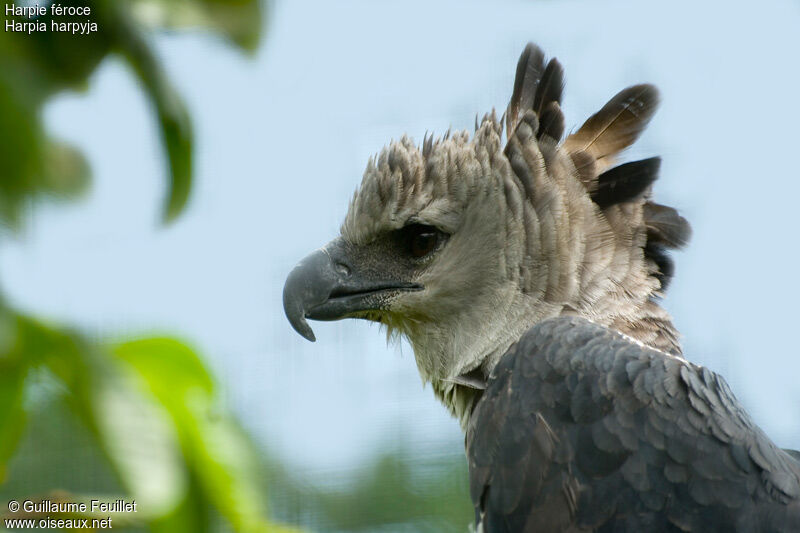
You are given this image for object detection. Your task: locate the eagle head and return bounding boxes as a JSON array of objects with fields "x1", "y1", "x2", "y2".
[{"x1": 283, "y1": 43, "x2": 690, "y2": 421}]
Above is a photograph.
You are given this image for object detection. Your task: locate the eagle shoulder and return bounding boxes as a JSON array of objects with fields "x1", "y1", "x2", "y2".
[{"x1": 466, "y1": 316, "x2": 800, "y2": 532}]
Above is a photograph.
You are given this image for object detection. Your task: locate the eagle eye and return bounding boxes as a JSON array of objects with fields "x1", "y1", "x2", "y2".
[{"x1": 400, "y1": 224, "x2": 444, "y2": 259}]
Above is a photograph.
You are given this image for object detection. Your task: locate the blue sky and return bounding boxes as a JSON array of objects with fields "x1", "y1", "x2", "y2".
[{"x1": 2, "y1": 0, "x2": 799, "y2": 477}]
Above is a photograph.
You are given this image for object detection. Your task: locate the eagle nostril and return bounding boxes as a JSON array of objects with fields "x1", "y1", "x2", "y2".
[{"x1": 335, "y1": 262, "x2": 351, "y2": 277}]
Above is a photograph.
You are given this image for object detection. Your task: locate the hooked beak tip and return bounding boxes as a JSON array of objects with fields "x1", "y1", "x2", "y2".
[
  {"x1": 297, "y1": 320, "x2": 317, "y2": 342},
  {"x1": 284, "y1": 305, "x2": 317, "y2": 342},
  {"x1": 283, "y1": 289, "x2": 318, "y2": 342}
]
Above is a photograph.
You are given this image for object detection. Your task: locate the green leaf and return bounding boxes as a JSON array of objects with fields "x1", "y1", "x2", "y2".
[
  {"x1": 24, "y1": 6, "x2": 112, "y2": 91},
  {"x1": 42, "y1": 140, "x2": 91, "y2": 199},
  {"x1": 0, "y1": 359, "x2": 28, "y2": 483},
  {"x1": 0, "y1": 76, "x2": 45, "y2": 226},
  {"x1": 0, "y1": 0, "x2": 267, "y2": 228},
  {"x1": 7, "y1": 315, "x2": 188, "y2": 520},
  {"x1": 114, "y1": 338, "x2": 214, "y2": 403},
  {"x1": 157, "y1": 99, "x2": 194, "y2": 224},
  {"x1": 89, "y1": 367, "x2": 188, "y2": 517},
  {"x1": 115, "y1": 338, "x2": 300, "y2": 533},
  {"x1": 149, "y1": 476, "x2": 211, "y2": 533},
  {"x1": 0, "y1": 100, "x2": 91, "y2": 224},
  {"x1": 130, "y1": 0, "x2": 264, "y2": 52},
  {"x1": 4, "y1": 315, "x2": 302, "y2": 531},
  {"x1": 111, "y1": 15, "x2": 194, "y2": 224},
  {"x1": 0, "y1": 2, "x2": 111, "y2": 226}
]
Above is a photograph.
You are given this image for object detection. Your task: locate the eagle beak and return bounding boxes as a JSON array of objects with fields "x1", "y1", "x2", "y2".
[{"x1": 282, "y1": 238, "x2": 422, "y2": 342}]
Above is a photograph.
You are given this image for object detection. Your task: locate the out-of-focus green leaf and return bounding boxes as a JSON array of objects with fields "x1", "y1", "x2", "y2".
[
  {"x1": 24, "y1": 3, "x2": 112, "y2": 90},
  {"x1": 90, "y1": 369, "x2": 187, "y2": 517},
  {"x1": 150, "y1": 476, "x2": 211, "y2": 533},
  {"x1": 157, "y1": 99, "x2": 194, "y2": 223},
  {"x1": 108, "y1": 8, "x2": 195, "y2": 224},
  {"x1": 115, "y1": 338, "x2": 301, "y2": 533},
  {"x1": 130, "y1": 0, "x2": 263, "y2": 52},
  {"x1": 0, "y1": 77, "x2": 45, "y2": 227},
  {"x1": 0, "y1": 1, "x2": 112, "y2": 226},
  {"x1": 0, "y1": 95, "x2": 90, "y2": 225},
  {"x1": 42, "y1": 140, "x2": 91, "y2": 199},
  {"x1": 0, "y1": 363, "x2": 28, "y2": 483},
  {"x1": 7, "y1": 315, "x2": 187, "y2": 521},
  {"x1": 0, "y1": 0, "x2": 266, "y2": 226},
  {"x1": 114, "y1": 338, "x2": 214, "y2": 401}
]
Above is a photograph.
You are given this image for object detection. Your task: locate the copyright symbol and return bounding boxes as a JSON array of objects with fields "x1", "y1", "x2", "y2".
[{"x1": 8, "y1": 500, "x2": 19, "y2": 512}]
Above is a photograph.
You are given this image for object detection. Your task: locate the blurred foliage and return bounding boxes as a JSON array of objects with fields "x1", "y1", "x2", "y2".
[
  {"x1": 0, "y1": 0, "x2": 301, "y2": 531},
  {"x1": 0, "y1": 318, "x2": 298, "y2": 531},
  {"x1": 0, "y1": 0, "x2": 264, "y2": 227},
  {"x1": 2, "y1": 394, "x2": 474, "y2": 532}
]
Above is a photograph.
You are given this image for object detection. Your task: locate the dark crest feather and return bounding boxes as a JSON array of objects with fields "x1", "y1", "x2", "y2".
[
  {"x1": 537, "y1": 101, "x2": 565, "y2": 141},
  {"x1": 532, "y1": 59, "x2": 565, "y2": 118},
  {"x1": 643, "y1": 202, "x2": 691, "y2": 290},
  {"x1": 506, "y1": 43, "x2": 564, "y2": 141},
  {"x1": 645, "y1": 242, "x2": 675, "y2": 290},
  {"x1": 643, "y1": 202, "x2": 691, "y2": 249},
  {"x1": 591, "y1": 157, "x2": 661, "y2": 209},
  {"x1": 506, "y1": 43, "x2": 545, "y2": 136}
]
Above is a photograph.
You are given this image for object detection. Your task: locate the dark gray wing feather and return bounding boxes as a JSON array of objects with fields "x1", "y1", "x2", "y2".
[{"x1": 467, "y1": 316, "x2": 800, "y2": 532}]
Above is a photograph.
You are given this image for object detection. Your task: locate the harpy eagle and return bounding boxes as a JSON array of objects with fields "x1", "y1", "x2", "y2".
[{"x1": 282, "y1": 43, "x2": 800, "y2": 531}]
